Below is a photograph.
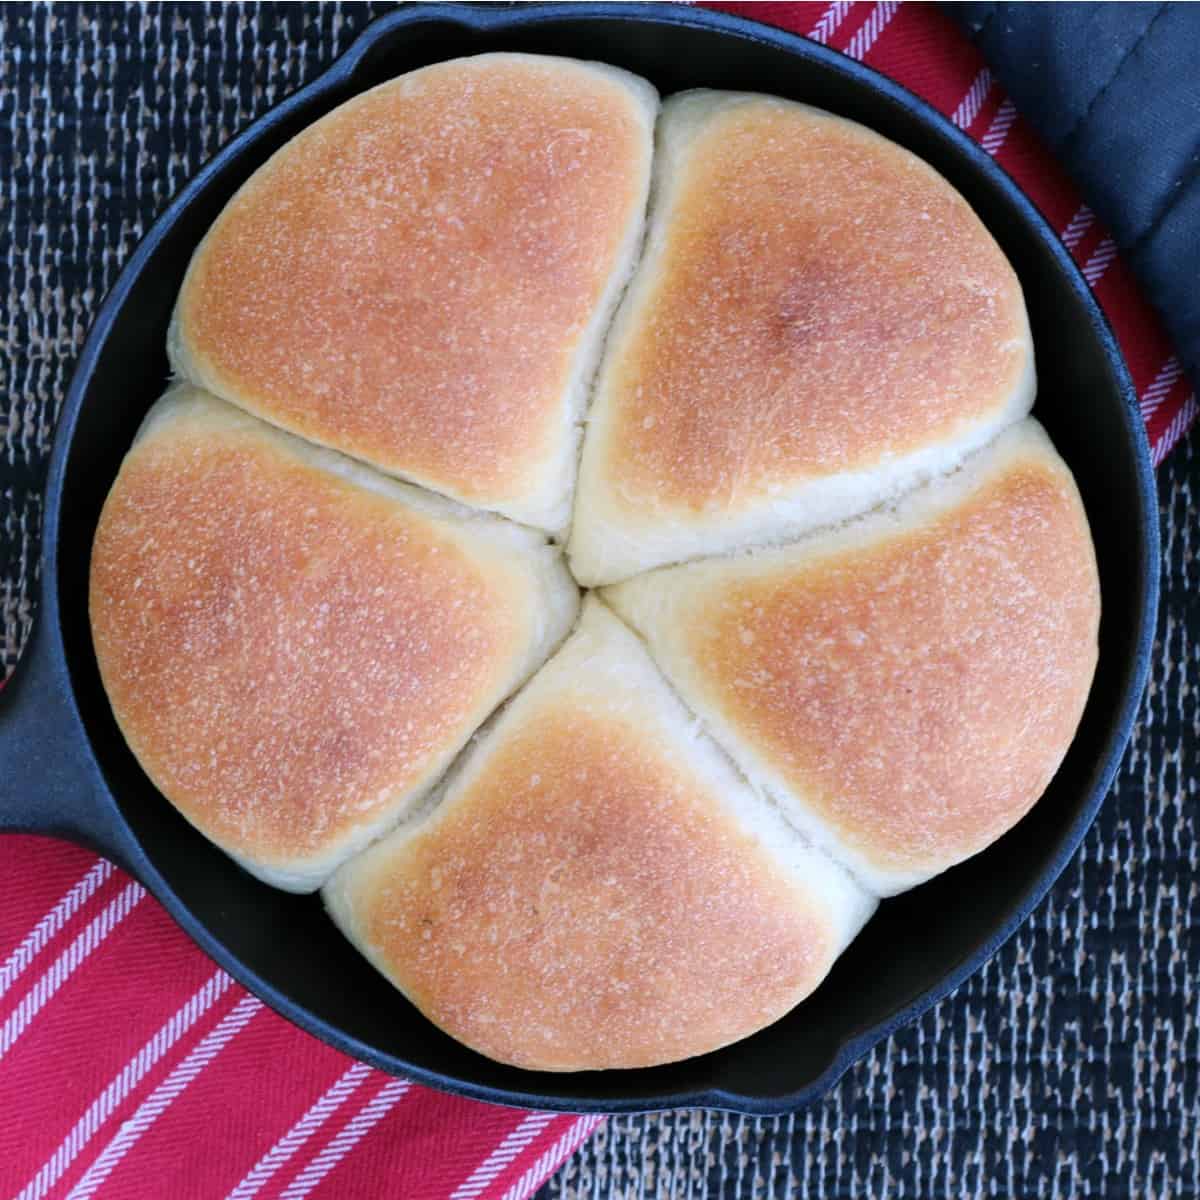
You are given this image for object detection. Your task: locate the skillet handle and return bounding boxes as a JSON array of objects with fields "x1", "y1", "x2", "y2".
[{"x1": 0, "y1": 602, "x2": 136, "y2": 869}]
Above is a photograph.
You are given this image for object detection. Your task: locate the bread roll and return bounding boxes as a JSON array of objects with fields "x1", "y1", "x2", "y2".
[
  {"x1": 324, "y1": 598, "x2": 874, "y2": 1071},
  {"x1": 606, "y1": 420, "x2": 1098, "y2": 895},
  {"x1": 169, "y1": 54, "x2": 657, "y2": 534},
  {"x1": 570, "y1": 90, "x2": 1035, "y2": 584},
  {"x1": 89, "y1": 387, "x2": 578, "y2": 892}
]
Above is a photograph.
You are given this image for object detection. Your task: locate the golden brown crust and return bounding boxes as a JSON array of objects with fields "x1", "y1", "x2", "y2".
[
  {"x1": 339, "y1": 706, "x2": 836, "y2": 1071},
  {"x1": 89, "y1": 395, "x2": 555, "y2": 883},
  {"x1": 601, "y1": 95, "x2": 1031, "y2": 511},
  {"x1": 676, "y1": 449, "x2": 1099, "y2": 880},
  {"x1": 172, "y1": 54, "x2": 654, "y2": 527}
]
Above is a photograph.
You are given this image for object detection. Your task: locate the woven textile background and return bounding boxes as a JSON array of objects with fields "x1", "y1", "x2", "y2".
[{"x1": 0, "y1": 4, "x2": 1196, "y2": 1199}]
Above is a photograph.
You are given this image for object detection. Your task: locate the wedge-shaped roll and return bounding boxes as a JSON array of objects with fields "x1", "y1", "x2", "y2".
[
  {"x1": 570, "y1": 90, "x2": 1035, "y2": 584},
  {"x1": 324, "y1": 599, "x2": 874, "y2": 1071},
  {"x1": 606, "y1": 420, "x2": 1099, "y2": 895},
  {"x1": 169, "y1": 53, "x2": 657, "y2": 533},
  {"x1": 90, "y1": 387, "x2": 577, "y2": 892}
]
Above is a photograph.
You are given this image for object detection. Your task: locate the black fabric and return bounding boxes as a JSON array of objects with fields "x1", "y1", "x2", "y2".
[{"x1": 951, "y1": 2, "x2": 1200, "y2": 390}]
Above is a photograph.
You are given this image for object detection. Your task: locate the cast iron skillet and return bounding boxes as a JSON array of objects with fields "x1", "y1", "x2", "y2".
[{"x1": 0, "y1": 3, "x2": 1159, "y2": 1114}]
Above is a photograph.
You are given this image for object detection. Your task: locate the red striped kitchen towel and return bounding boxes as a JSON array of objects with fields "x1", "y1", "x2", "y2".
[{"x1": 1, "y1": 5, "x2": 1193, "y2": 1199}]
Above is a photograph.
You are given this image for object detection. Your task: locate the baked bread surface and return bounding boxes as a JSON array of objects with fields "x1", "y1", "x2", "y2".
[
  {"x1": 606, "y1": 420, "x2": 1100, "y2": 895},
  {"x1": 324, "y1": 599, "x2": 874, "y2": 1070},
  {"x1": 170, "y1": 53, "x2": 658, "y2": 533},
  {"x1": 89, "y1": 387, "x2": 577, "y2": 892},
  {"x1": 570, "y1": 90, "x2": 1035, "y2": 584}
]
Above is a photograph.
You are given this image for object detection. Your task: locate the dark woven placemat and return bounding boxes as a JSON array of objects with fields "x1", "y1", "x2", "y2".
[{"x1": 1, "y1": 5, "x2": 1196, "y2": 1196}]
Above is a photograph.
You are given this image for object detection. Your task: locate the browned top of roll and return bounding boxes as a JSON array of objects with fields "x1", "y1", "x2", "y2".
[
  {"x1": 603, "y1": 94, "x2": 1032, "y2": 508},
  {"x1": 171, "y1": 53, "x2": 653, "y2": 526},
  {"x1": 343, "y1": 713, "x2": 833, "y2": 1071},
  {"x1": 88, "y1": 395, "x2": 548, "y2": 878},
  {"x1": 676, "y1": 440, "x2": 1099, "y2": 879}
]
